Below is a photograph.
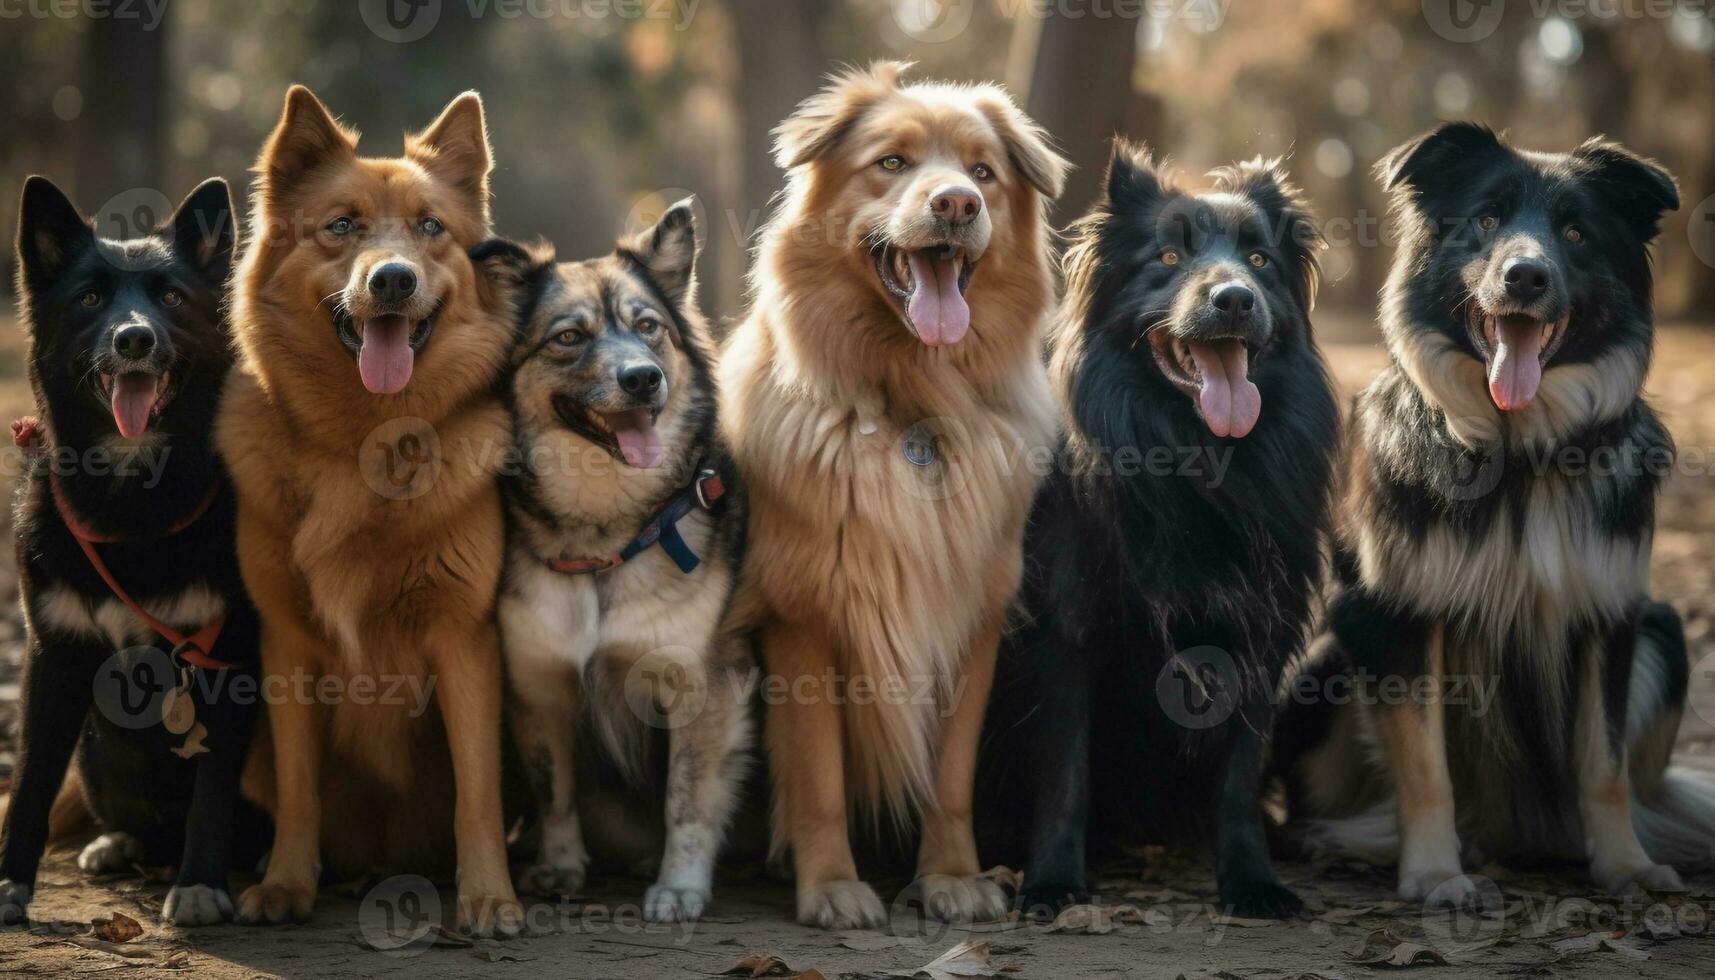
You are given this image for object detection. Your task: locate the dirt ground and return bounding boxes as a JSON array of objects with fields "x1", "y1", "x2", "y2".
[{"x1": 3, "y1": 319, "x2": 1715, "y2": 978}]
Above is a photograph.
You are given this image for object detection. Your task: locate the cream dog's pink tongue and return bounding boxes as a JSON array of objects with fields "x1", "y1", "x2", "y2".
[
  {"x1": 905, "y1": 251, "x2": 969, "y2": 346},
  {"x1": 605, "y1": 408, "x2": 665, "y2": 468},
  {"x1": 1187, "y1": 339, "x2": 1261, "y2": 438},
  {"x1": 111, "y1": 373, "x2": 159, "y2": 438},
  {"x1": 358, "y1": 314, "x2": 414, "y2": 394},
  {"x1": 1488, "y1": 313, "x2": 1544, "y2": 411}
]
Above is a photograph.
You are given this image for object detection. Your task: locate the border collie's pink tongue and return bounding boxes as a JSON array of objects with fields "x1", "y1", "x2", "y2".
[
  {"x1": 358, "y1": 314, "x2": 415, "y2": 394},
  {"x1": 1187, "y1": 339, "x2": 1261, "y2": 438},
  {"x1": 1488, "y1": 314, "x2": 1544, "y2": 411},
  {"x1": 605, "y1": 408, "x2": 665, "y2": 468},
  {"x1": 905, "y1": 251, "x2": 969, "y2": 346},
  {"x1": 111, "y1": 373, "x2": 159, "y2": 439}
]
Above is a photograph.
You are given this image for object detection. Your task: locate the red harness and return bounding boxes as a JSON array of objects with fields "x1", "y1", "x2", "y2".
[{"x1": 14, "y1": 415, "x2": 236, "y2": 670}]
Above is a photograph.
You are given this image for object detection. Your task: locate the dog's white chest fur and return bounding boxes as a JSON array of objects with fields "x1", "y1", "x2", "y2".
[{"x1": 36, "y1": 584, "x2": 227, "y2": 651}]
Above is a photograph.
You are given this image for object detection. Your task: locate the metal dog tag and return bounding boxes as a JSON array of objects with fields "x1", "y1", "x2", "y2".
[{"x1": 161, "y1": 668, "x2": 196, "y2": 736}]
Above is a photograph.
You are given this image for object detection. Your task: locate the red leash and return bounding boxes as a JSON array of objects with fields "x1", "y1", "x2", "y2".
[{"x1": 15, "y1": 415, "x2": 235, "y2": 670}]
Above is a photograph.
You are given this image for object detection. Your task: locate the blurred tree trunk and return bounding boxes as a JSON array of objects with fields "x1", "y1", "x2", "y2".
[
  {"x1": 727, "y1": 0, "x2": 834, "y2": 317},
  {"x1": 76, "y1": 14, "x2": 168, "y2": 206},
  {"x1": 1023, "y1": 12, "x2": 1137, "y2": 217},
  {"x1": 1690, "y1": 151, "x2": 1715, "y2": 321}
]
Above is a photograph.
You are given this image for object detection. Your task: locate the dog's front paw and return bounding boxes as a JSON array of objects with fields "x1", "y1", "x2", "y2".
[
  {"x1": 514, "y1": 860, "x2": 586, "y2": 900},
  {"x1": 456, "y1": 892, "x2": 524, "y2": 938},
  {"x1": 1218, "y1": 878, "x2": 1304, "y2": 920},
  {"x1": 797, "y1": 880, "x2": 887, "y2": 930},
  {"x1": 643, "y1": 883, "x2": 709, "y2": 923},
  {"x1": 78, "y1": 831, "x2": 143, "y2": 874},
  {"x1": 1399, "y1": 870, "x2": 1498, "y2": 911},
  {"x1": 163, "y1": 884, "x2": 234, "y2": 926},
  {"x1": 237, "y1": 879, "x2": 316, "y2": 924},
  {"x1": 912, "y1": 873, "x2": 1009, "y2": 924},
  {"x1": 1593, "y1": 860, "x2": 1684, "y2": 898},
  {"x1": 0, "y1": 879, "x2": 31, "y2": 926}
]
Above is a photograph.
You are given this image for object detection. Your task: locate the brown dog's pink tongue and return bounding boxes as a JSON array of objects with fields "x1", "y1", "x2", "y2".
[
  {"x1": 605, "y1": 408, "x2": 665, "y2": 468},
  {"x1": 1488, "y1": 314, "x2": 1544, "y2": 411},
  {"x1": 111, "y1": 373, "x2": 159, "y2": 439},
  {"x1": 905, "y1": 251, "x2": 969, "y2": 346},
  {"x1": 358, "y1": 314, "x2": 415, "y2": 395},
  {"x1": 1187, "y1": 339, "x2": 1261, "y2": 438}
]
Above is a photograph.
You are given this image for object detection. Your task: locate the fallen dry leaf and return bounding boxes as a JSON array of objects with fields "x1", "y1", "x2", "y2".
[
  {"x1": 722, "y1": 953, "x2": 799, "y2": 977},
  {"x1": 909, "y1": 940, "x2": 1000, "y2": 979},
  {"x1": 1356, "y1": 941, "x2": 1448, "y2": 968},
  {"x1": 978, "y1": 866, "x2": 1023, "y2": 893},
  {"x1": 92, "y1": 911, "x2": 143, "y2": 943},
  {"x1": 1549, "y1": 930, "x2": 1651, "y2": 961}
]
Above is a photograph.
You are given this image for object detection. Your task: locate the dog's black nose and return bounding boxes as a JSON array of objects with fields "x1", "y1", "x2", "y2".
[
  {"x1": 1502, "y1": 257, "x2": 1550, "y2": 303},
  {"x1": 368, "y1": 262, "x2": 418, "y2": 303},
  {"x1": 114, "y1": 324, "x2": 156, "y2": 360},
  {"x1": 1210, "y1": 282, "x2": 1256, "y2": 322},
  {"x1": 618, "y1": 364, "x2": 663, "y2": 397},
  {"x1": 931, "y1": 186, "x2": 983, "y2": 227}
]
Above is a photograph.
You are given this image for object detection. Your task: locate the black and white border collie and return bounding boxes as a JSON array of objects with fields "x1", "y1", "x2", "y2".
[{"x1": 1278, "y1": 124, "x2": 1715, "y2": 907}]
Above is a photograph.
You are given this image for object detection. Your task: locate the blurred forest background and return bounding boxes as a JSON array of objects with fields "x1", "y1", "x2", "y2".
[{"x1": 2, "y1": 0, "x2": 1713, "y2": 328}]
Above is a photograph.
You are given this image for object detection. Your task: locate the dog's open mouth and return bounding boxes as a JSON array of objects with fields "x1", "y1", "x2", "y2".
[
  {"x1": 99, "y1": 371, "x2": 174, "y2": 439},
  {"x1": 552, "y1": 396, "x2": 666, "y2": 469},
  {"x1": 1466, "y1": 303, "x2": 1568, "y2": 412},
  {"x1": 334, "y1": 307, "x2": 439, "y2": 395},
  {"x1": 874, "y1": 243, "x2": 975, "y2": 347},
  {"x1": 1148, "y1": 330, "x2": 1261, "y2": 439}
]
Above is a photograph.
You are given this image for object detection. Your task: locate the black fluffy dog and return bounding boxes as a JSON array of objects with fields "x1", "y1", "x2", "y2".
[
  {"x1": 1278, "y1": 125, "x2": 1715, "y2": 906},
  {"x1": 983, "y1": 142, "x2": 1338, "y2": 918},
  {"x1": 0, "y1": 177, "x2": 267, "y2": 926}
]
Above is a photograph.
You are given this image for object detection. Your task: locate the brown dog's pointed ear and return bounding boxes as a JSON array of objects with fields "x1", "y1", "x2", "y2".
[
  {"x1": 258, "y1": 86, "x2": 357, "y2": 200},
  {"x1": 408, "y1": 92, "x2": 493, "y2": 222},
  {"x1": 16, "y1": 175, "x2": 93, "y2": 290},
  {"x1": 977, "y1": 93, "x2": 1069, "y2": 199},
  {"x1": 773, "y1": 61, "x2": 909, "y2": 170},
  {"x1": 620, "y1": 198, "x2": 698, "y2": 308}
]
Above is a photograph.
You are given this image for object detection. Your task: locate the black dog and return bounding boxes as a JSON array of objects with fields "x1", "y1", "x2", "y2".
[
  {"x1": 1277, "y1": 125, "x2": 1715, "y2": 905},
  {"x1": 0, "y1": 177, "x2": 268, "y2": 926},
  {"x1": 983, "y1": 142, "x2": 1338, "y2": 918}
]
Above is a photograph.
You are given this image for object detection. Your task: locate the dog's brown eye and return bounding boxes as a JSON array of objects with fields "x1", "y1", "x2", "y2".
[
  {"x1": 1248, "y1": 252, "x2": 1268, "y2": 269},
  {"x1": 79, "y1": 291, "x2": 101, "y2": 308},
  {"x1": 161, "y1": 290, "x2": 182, "y2": 308},
  {"x1": 1160, "y1": 250, "x2": 1181, "y2": 267},
  {"x1": 327, "y1": 216, "x2": 354, "y2": 236},
  {"x1": 636, "y1": 317, "x2": 662, "y2": 338},
  {"x1": 1564, "y1": 225, "x2": 1584, "y2": 244},
  {"x1": 972, "y1": 163, "x2": 994, "y2": 182},
  {"x1": 554, "y1": 329, "x2": 585, "y2": 347},
  {"x1": 1477, "y1": 215, "x2": 1498, "y2": 231},
  {"x1": 419, "y1": 217, "x2": 444, "y2": 237},
  {"x1": 878, "y1": 155, "x2": 907, "y2": 173}
]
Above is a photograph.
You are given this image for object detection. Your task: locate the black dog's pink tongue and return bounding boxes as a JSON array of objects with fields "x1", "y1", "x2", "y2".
[
  {"x1": 358, "y1": 314, "x2": 415, "y2": 394},
  {"x1": 605, "y1": 408, "x2": 665, "y2": 468},
  {"x1": 1187, "y1": 339, "x2": 1261, "y2": 438},
  {"x1": 111, "y1": 373, "x2": 159, "y2": 439},
  {"x1": 1488, "y1": 313, "x2": 1544, "y2": 411}
]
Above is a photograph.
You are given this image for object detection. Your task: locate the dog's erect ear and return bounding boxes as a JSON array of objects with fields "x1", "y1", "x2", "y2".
[
  {"x1": 978, "y1": 94, "x2": 1069, "y2": 199},
  {"x1": 258, "y1": 86, "x2": 356, "y2": 202},
  {"x1": 166, "y1": 178, "x2": 237, "y2": 279},
  {"x1": 1375, "y1": 121, "x2": 1504, "y2": 194},
  {"x1": 1103, "y1": 139, "x2": 1167, "y2": 212},
  {"x1": 1213, "y1": 157, "x2": 1325, "y2": 309},
  {"x1": 1573, "y1": 137, "x2": 1679, "y2": 239},
  {"x1": 16, "y1": 176, "x2": 93, "y2": 290},
  {"x1": 773, "y1": 61, "x2": 908, "y2": 170},
  {"x1": 407, "y1": 92, "x2": 493, "y2": 223},
  {"x1": 622, "y1": 198, "x2": 698, "y2": 309},
  {"x1": 470, "y1": 237, "x2": 555, "y2": 290}
]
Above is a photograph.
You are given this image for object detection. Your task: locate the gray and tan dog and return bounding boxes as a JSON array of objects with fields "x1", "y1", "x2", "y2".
[{"x1": 473, "y1": 202, "x2": 752, "y2": 923}]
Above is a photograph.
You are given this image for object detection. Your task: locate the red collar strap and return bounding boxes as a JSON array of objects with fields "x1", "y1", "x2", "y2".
[
  {"x1": 48, "y1": 464, "x2": 236, "y2": 671},
  {"x1": 549, "y1": 468, "x2": 726, "y2": 576}
]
